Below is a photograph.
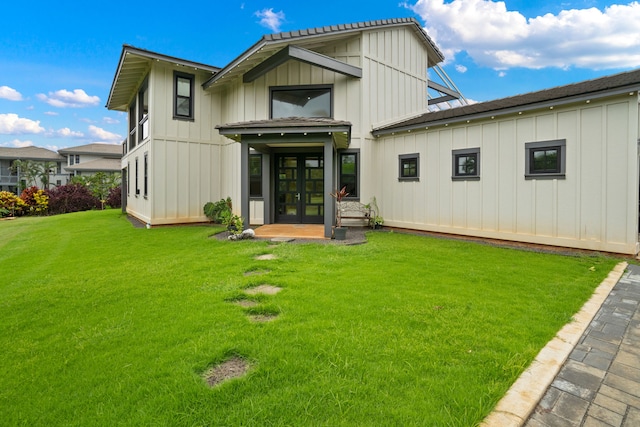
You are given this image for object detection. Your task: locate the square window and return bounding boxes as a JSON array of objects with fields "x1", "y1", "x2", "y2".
[
  {"x1": 399, "y1": 153, "x2": 420, "y2": 181},
  {"x1": 525, "y1": 139, "x2": 566, "y2": 179},
  {"x1": 452, "y1": 148, "x2": 480, "y2": 180}
]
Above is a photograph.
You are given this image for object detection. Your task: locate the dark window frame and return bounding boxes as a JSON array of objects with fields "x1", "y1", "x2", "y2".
[
  {"x1": 138, "y1": 79, "x2": 149, "y2": 142},
  {"x1": 399, "y1": 153, "x2": 420, "y2": 181},
  {"x1": 249, "y1": 153, "x2": 262, "y2": 198},
  {"x1": 339, "y1": 150, "x2": 360, "y2": 200},
  {"x1": 135, "y1": 157, "x2": 140, "y2": 196},
  {"x1": 452, "y1": 148, "x2": 480, "y2": 181},
  {"x1": 173, "y1": 71, "x2": 195, "y2": 121},
  {"x1": 525, "y1": 139, "x2": 566, "y2": 179},
  {"x1": 143, "y1": 152, "x2": 148, "y2": 198},
  {"x1": 269, "y1": 84, "x2": 333, "y2": 119}
]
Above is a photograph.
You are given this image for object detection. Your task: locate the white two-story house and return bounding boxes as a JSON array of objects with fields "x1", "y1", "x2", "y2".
[{"x1": 106, "y1": 17, "x2": 640, "y2": 254}]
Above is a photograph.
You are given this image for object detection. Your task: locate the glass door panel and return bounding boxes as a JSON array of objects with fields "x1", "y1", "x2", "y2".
[{"x1": 275, "y1": 154, "x2": 324, "y2": 224}]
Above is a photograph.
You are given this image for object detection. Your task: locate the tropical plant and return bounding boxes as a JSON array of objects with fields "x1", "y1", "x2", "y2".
[
  {"x1": 10, "y1": 159, "x2": 39, "y2": 189},
  {"x1": 106, "y1": 186, "x2": 122, "y2": 209},
  {"x1": 35, "y1": 161, "x2": 58, "y2": 190},
  {"x1": 0, "y1": 191, "x2": 26, "y2": 217},
  {"x1": 369, "y1": 196, "x2": 384, "y2": 228},
  {"x1": 48, "y1": 183, "x2": 100, "y2": 215},
  {"x1": 203, "y1": 197, "x2": 232, "y2": 223},
  {"x1": 19, "y1": 186, "x2": 49, "y2": 215},
  {"x1": 330, "y1": 186, "x2": 349, "y2": 228},
  {"x1": 219, "y1": 210, "x2": 244, "y2": 236}
]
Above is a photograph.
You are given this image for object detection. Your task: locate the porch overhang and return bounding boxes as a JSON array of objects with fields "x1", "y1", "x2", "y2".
[{"x1": 216, "y1": 117, "x2": 352, "y2": 149}]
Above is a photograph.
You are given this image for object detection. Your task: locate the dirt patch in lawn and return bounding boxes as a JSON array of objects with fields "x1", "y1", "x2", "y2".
[
  {"x1": 203, "y1": 357, "x2": 250, "y2": 387},
  {"x1": 244, "y1": 269, "x2": 270, "y2": 277},
  {"x1": 245, "y1": 285, "x2": 282, "y2": 295},
  {"x1": 248, "y1": 313, "x2": 278, "y2": 322},
  {"x1": 234, "y1": 299, "x2": 258, "y2": 307}
]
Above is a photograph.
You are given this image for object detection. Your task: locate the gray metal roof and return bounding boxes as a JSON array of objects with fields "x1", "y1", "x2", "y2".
[
  {"x1": 373, "y1": 67, "x2": 640, "y2": 135},
  {"x1": 217, "y1": 117, "x2": 352, "y2": 148},
  {"x1": 0, "y1": 146, "x2": 64, "y2": 161},
  {"x1": 203, "y1": 18, "x2": 444, "y2": 90},
  {"x1": 58, "y1": 143, "x2": 123, "y2": 157},
  {"x1": 63, "y1": 158, "x2": 121, "y2": 172},
  {"x1": 106, "y1": 45, "x2": 220, "y2": 112}
]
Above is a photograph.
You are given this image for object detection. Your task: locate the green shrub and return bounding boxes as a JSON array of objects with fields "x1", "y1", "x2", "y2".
[{"x1": 203, "y1": 197, "x2": 232, "y2": 223}]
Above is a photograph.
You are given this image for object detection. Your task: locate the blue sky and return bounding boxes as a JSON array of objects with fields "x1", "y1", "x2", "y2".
[{"x1": 1, "y1": 0, "x2": 639, "y2": 151}]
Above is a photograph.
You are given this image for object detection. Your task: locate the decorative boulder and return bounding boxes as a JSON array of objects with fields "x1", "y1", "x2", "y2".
[{"x1": 241, "y1": 229, "x2": 255, "y2": 239}]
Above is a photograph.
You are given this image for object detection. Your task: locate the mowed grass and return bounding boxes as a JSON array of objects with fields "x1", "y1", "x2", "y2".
[{"x1": 0, "y1": 210, "x2": 619, "y2": 426}]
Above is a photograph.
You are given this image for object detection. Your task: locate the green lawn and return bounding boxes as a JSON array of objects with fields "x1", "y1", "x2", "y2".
[{"x1": 0, "y1": 210, "x2": 619, "y2": 426}]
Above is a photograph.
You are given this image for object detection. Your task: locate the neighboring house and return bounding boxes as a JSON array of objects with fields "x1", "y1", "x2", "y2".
[
  {"x1": 0, "y1": 146, "x2": 66, "y2": 192},
  {"x1": 58, "y1": 143, "x2": 123, "y2": 178},
  {"x1": 106, "y1": 17, "x2": 640, "y2": 255}
]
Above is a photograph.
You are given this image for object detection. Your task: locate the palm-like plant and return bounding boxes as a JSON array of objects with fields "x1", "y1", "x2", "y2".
[{"x1": 330, "y1": 186, "x2": 349, "y2": 228}]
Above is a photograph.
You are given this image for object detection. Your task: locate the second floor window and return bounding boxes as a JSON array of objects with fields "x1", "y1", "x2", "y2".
[
  {"x1": 270, "y1": 85, "x2": 332, "y2": 119},
  {"x1": 174, "y1": 72, "x2": 194, "y2": 120}
]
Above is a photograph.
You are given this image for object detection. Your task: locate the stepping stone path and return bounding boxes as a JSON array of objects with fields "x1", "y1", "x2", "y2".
[
  {"x1": 244, "y1": 285, "x2": 282, "y2": 295},
  {"x1": 255, "y1": 254, "x2": 277, "y2": 260},
  {"x1": 202, "y1": 356, "x2": 250, "y2": 388},
  {"x1": 243, "y1": 269, "x2": 270, "y2": 277}
]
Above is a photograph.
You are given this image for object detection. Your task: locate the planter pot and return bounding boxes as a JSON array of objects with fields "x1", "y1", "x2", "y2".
[{"x1": 334, "y1": 226, "x2": 348, "y2": 240}]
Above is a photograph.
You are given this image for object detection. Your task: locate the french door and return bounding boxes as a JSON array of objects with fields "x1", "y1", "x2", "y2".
[{"x1": 275, "y1": 154, "x2": 324, "y2": 224}]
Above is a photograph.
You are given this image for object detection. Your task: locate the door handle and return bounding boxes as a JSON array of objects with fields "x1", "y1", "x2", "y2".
[{"x1": 296, "y1": 193, "x2": 301, "y2": 201}]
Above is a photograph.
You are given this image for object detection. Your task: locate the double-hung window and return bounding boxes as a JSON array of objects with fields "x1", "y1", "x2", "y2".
[
  {"x1": 399, "y1": 153, "x2": 420, "y2": 181},
  {"x1": 174, "y1": 72, "x2": 194, "y2": 120},
  {"x1": 525, "y1": 139, "x2": 566, "y2": 179},
  {"x1": 452, "y1": 148, "x2": 480, "y2": 180}
]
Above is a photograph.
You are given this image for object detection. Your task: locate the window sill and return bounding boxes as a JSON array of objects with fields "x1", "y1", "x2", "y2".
[
  {"x1": 173, "y1": 115, "x2": 194, "y2": 122},
  {"x1": 525, "y1": 173, "x2": 566, "y2": 180},
  {"x1": 398, "y1": 177, "x2": 419, "y2": 182},
  {"x1": 452, "y1": 176, "x2": 480, "y2": 181}
]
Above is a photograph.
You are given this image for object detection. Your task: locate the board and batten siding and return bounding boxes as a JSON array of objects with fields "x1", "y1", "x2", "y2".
[
  {"x1": 373, "y1": 95, "x2": 639, "y2": 254},
  {"x1": 124, "y1": 62, "x2": 227, "y2": 225}
]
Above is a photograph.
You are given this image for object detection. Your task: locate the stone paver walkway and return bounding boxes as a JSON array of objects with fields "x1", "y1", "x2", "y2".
[{"x1": 525, "y1": 264, "x2": 640, "y2": 427}]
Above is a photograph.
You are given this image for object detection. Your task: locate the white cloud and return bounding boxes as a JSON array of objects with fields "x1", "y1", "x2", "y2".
[
  {"x1": 0, "y1": 86, "x2": 23, "y2": 101},
  {"x1": 44, "y1": 111, "x2": 59, "y2": 116},
  {"x1": 49, "y1": 127, "x2": 85, "y2": 138},
  {"x1": 88, "y1": 125, "x2": 122, "y2": 142},
  {"x1": 455, "y1": 64, "x2": 468, "y2": 73},
  {"x1": 255, "y1": 8, "x2": 285, "y2": 32},
  {"x1": 410, "y1": 0, "x2": 640, "y2": 70},
  {"x1": 36, "y1": 89, "x2": 100, "y2": 108},
  {"x1": 0, "y1": 139, "x2": 34, "y2": 148},
  {"x1": 0, "y1": 113, "x2": 45, "y2": 135},
  {"x1": 102, "y1": 116, "x2": 120, "y2": 125}
]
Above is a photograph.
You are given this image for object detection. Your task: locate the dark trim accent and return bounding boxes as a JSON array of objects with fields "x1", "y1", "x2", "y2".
[
  {"x1": 399, "y1": 153, "x2": 420, "y2": 181},
  {"x1": 173, "y1": 71, "x2": 195, "y2": 121},
  {"x1": 525, "y1": 139, "x2": 566, "y2": 180},
  {"x1": 452, "y1": 147, "x2": 480, "y2": 180},
  {"x1": 244, "y1": 45, "x2": 362, "y2": 83},
  {"x1": 269, "y1": 84, "x2": 334, "y2": 119},
  {"x1": 338, "y1": 149, "x2": 360, "y2": 200}
]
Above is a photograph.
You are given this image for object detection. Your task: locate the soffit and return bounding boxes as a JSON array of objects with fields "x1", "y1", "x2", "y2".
[
  {"x1": 204, "y1": 18, "x2": 443, "y2": 90},
  {"x1": 106, "y1": 45, "x2": 219, "y2": 112}
]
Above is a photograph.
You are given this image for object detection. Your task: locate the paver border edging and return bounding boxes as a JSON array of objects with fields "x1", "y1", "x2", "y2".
[{"x1": 480, "y1": 261, "x2": 628, "y2": 427}]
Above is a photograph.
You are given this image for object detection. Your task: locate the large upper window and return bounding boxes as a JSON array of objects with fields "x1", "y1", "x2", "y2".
[
  {"x1": 339, "y1": 151, "x2": 359, "y2": 198},
  {"x1": 452, "y1": 148, "x2": 480, "y2": 180},
  {"x1": 399, "y1": 153, "x2": 420, "y2": 181},
  {"x1": 174, "y1": 72, "x2": 194, "y2": 120},
  {"x1": 270, "y1": 85, "x2": 332, "y2": 118},
  {"x1": 525, "y1": 139, "x2": 566, "y2": 179}
]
